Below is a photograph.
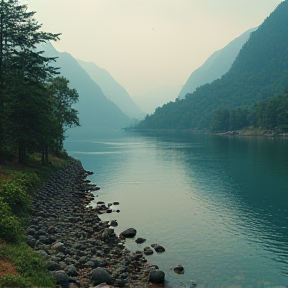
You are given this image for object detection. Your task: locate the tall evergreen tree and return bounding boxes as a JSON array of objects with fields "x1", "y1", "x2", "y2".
[{"x1": 0, "y1": 0, "x2": 60, "y2": 162}]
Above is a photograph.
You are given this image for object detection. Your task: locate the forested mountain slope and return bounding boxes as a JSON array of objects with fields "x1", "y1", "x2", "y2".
[
  {"x1": 178, "y1": 28, "x2": 256, "y2": 100},
  {"x1": 77, "y1": 60, "x2": 145, "y2": 120},
  {"x1": 40, "y1": 43, "x2": 132, "y2": 134},
  {"x1": 137, "y1": 0, "x2": 288, "y2": 130}
]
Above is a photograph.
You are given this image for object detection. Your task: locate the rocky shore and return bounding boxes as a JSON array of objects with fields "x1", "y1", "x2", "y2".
[{"x1": 26, "y1": 159, "x2": 160, "y2": 288}]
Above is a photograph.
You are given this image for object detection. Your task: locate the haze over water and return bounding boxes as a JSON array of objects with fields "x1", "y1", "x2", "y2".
[{"x1": 65, "y1": 131, "x2": 288, "y2": 288}]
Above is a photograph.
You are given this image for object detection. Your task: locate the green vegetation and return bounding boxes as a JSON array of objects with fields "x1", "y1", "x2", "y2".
[
  {"x1": 0, "y1": 1, "x2": 79, "y2": 286},
  {"x1": 0, "y1": 243, "x2": 56, "y2": 287},
  {"x1": 136, "y1": 1, "x2": 288, "y2": 132},
  {"x1": 209, "y1": 88, "x2": 288, "y2": 132},
  {"x1": 0, "y1": 156, "x2": 66, "y2": 287},
  {"x1": 0, "y1": 0, "x2": 80, "y2": 165}
]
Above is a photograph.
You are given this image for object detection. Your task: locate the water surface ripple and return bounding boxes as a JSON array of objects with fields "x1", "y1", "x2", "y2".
[{"x1": 65, "y1": 131, "x2": 288, "y2": 288}]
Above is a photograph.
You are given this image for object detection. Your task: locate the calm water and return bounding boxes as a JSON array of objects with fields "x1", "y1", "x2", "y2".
[{"x1": 65, "y1": 131, "x2": 288, "y2": 288}]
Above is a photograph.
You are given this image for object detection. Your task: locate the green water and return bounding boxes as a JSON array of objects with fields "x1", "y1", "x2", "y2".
[{"x1": 65, "y1": 131, "x2": 288, "y2": 288}]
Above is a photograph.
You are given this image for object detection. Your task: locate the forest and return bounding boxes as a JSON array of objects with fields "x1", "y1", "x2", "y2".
[
  {"x1": 0, "y1": 0, "x2": 79, "y2": 165},
  {"x1": 209, "y1": 88, "x2": 288, "y2": 132},
  {"x1": 136, "y1": 0, "x2": 288, "y2": 132}
]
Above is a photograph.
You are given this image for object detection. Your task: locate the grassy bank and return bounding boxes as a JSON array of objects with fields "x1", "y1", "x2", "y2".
[{"x1": 0, "y1": 154, "x2": 67, "y2": 288}]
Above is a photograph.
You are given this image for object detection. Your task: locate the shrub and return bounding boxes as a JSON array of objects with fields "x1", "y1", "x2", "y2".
[
  {"x1": 1, "y1": 244, "x2": 56, "y2": 287},
  {"x1": 0, "y1": 197, "x2": 22, "y2": 243},
  {"x1": 0, "y1": 275, "x2": 32, "y2": 288}
]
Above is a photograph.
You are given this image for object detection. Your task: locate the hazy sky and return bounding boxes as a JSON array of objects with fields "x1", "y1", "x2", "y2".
[{"x1": 28, "y1": 0, "x2": 283, "y2": 99}]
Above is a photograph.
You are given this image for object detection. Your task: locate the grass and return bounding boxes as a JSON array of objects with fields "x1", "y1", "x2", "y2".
[{"x1": 0, "y1": 153, "x2": 67, "y2": 287}]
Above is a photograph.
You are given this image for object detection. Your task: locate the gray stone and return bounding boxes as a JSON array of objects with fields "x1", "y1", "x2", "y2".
[
  {"x1": 152, "y1": 244, "x2": 166, "y2": 253},
  {"x1": 65, "y1": 264, "x2": 78, "y2": 277},
  {"x1": 26, "y1": 235, "x2": 36, "y2": 248},
  {"x1": 91, "y1": 267, "x2": 112, "y2": 285},
  {"x1": 135, "y1": 237, "x2": 146, "y2": 244},
  {"x1": 120, "y1": 228, "x2": 137, "y2": 238},
  {"x1": 174, "y1": 264, "x2": 185, "y2": 274},
  {"x1": 144, "y1": 247, "x2": 153, "y2": 255},
  {"x1": 51, "y1": 270, "x2": 70, "y2": 286},
  {"x1": 110, "y1": 220, "x2": 118, "y2": 227},
  {"x1": 47, "y1": 260, "x2": 61, "y2": 271},
  {"x1": 149, "y1": 270, "x2": 165, "y2": 284}
]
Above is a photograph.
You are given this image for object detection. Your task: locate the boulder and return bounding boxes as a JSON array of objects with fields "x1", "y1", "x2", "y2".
[
  {"x1": 91, "y1": 267, "x2": 113, "y2": 285},
  {"x1": 148, "y1": 270, "x2": 165, "y2": 284},
  {"x1": 47, "y1": 260, "x2": 61, "y2": 271},
  {"x1": 65, "y1": 264, "x2": 78, "y2": 277},
  {"x1": 120, "y1": 228, "x2": 137, "y2": 238},
  {"x1": 51, "y1": 270, "x2": 70, "y2": 287}
]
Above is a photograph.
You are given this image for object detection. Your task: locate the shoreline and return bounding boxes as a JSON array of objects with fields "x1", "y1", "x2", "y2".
[
  {"x1": 124, "y1": 127, "x2": 288, "y2": 138},
  {"x1": 27, "y1": 159, "x2": 159, "y2": 288}
]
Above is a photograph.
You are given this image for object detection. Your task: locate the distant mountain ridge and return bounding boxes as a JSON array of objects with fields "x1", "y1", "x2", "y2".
[
  {"x1": 178, "y1": 27, "x2": 257, "y2": 99},
  {"x1": 40, "y1": 43, "x2": 132, "y2": 135},
  {"x1": 77, "y1": 60, "x2": 145, "y2": 119},
  {"x1": 137, "y1": 0, "x2": 288, "y2": 130}
]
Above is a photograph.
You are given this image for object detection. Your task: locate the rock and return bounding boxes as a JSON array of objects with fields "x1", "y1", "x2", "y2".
[
  {"x1": 113, "y1": 278, "x2": 125, "y2": 287},
  {"x1": 135, "y1": 237, "x2": 146, "y2": 244},
  {"x1": 51, "y1": 241, "x2": 66, "y2": 252},
  {"x1": 152, "y1": 244, "x2": 165, "y2": 253},
  {"x1": 144, "y1": 247, "x2": 154, "y2": 255},
  {"x1": 26, "y1": 235, "x2": 36, "y2": 248},
  {"x1": 91, "y1": 267, "x2": 113, "y2": 285},
  {"x1": 110, "y1": 220, "x2": 118, "y2": 227},
  {"x1": 27, "y1": 227, "x2": 36, "y2": 236},
  {"x1": 51, "y1": 270, "x2": 70, "y2": 287},
  {"x1": 102, "y1": 228, "x2": 115, "y2": 237},
  {"x1": 47, "y1": 260, "x2": 61, "y2": 271},
  {"x1": 148, "y1": 270, "x2": 165, "y2": 284},
  {"x1": 173, "y1": 264, "x2": 185, "y2": 274},
  {"x1": 37, "y1": 250, "x2": 49, "y2": 257},
  {"x1": 113, "y1": 201, "x2": 119, "y2": 205},
  {"x1": 65, "y1": 264, "x2": 78, "y2": 277},
  {"x1": 120, "y1": 228, "x2": 137, "y2": 238}
]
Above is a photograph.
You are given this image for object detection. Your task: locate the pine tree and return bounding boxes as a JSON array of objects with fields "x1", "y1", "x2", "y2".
[{"x1": 0, "y1": 0, "x2": 60, "y2": 162}]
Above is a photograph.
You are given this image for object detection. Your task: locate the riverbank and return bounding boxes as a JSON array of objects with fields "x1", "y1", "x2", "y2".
[
  {"x1": 126, "y1": 127, "x2": 288, "y2": 137},
  {"x1": 27, "y1": 158, "x2": 158, "y2": 288}
]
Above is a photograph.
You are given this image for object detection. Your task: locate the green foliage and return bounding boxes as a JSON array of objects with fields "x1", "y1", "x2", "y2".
[
  {"x1": 0, "y1": 197, "x2": 22, "y2": 243},
  {"x1": 0, "y1": 172, "x2": 40, "y2": 218},
  {"x1": 209, "y1": 89, "x2": 288, "y2": 132},
  {"x1": 249, "y1": 90, "x2": 288, "y2": 129},
  {"x1": 0, "y1": 244, "x2": 55, "y2": 287},
  {"x1": 0, "y1": 275, "x2": 32, "y2": 288},
  {"x1": 0, "y1": 1, "x2": 79, "y2": 164},
  {"x1": 136, "y1": 1, "x2": 288, "y2": 131}
]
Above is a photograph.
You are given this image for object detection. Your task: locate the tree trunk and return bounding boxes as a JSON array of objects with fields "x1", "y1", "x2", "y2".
[{"x1": 44, "y1": 143, "x2": 48, "y2": 164}]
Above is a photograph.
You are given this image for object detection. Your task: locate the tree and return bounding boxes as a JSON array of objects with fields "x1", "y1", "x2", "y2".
[
  {"x1": 0, "y1": 0, "x2": 60, "y2": 162},
  {"x1": 46, "y1": 76, "x2": 79, "y2": 159}
]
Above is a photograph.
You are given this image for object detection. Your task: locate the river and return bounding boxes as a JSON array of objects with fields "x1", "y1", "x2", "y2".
[{"x1": 64, "y1": 130, "x2": 288, "y2": 288}]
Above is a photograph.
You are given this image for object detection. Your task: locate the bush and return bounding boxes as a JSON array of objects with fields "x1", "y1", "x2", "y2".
[
  {"x1": 0, "y1": 172, "x2": 40, "y2": 218},
  {"x1": 1, "y1": 244, "x2": 56, "y2": 288},
  {"x1": 0, "y1": 275, "x2": 32, "y2": 288},
  {"x1": 0, "y1": 197, "x2": 22, "y2": 243}
]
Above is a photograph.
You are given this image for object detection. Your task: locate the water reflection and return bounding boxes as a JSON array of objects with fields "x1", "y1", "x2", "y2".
[
  {"x1": 65, "y1": 131, "x2": 288, "y2": 287},
  {"x1": 133, "y1": 131, "x2": 288, "y2": 281}
]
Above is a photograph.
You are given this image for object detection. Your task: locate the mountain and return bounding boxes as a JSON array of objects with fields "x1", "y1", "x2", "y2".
[
  {"x1": 39, "y1": 43, "x2": 132, "y2": 136},
  {"x1": 133, "y1": 85, "x2": 182, "y2": 114},
  {"x1": 136, "y1": 0, "x2": 288, "y2": 130},
  {"x1": 77, "y1": 60, "x2": 145, "y2": 119},
  {"x1": 178, "y1": 28, "x2": 257, "y2": 100}
]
